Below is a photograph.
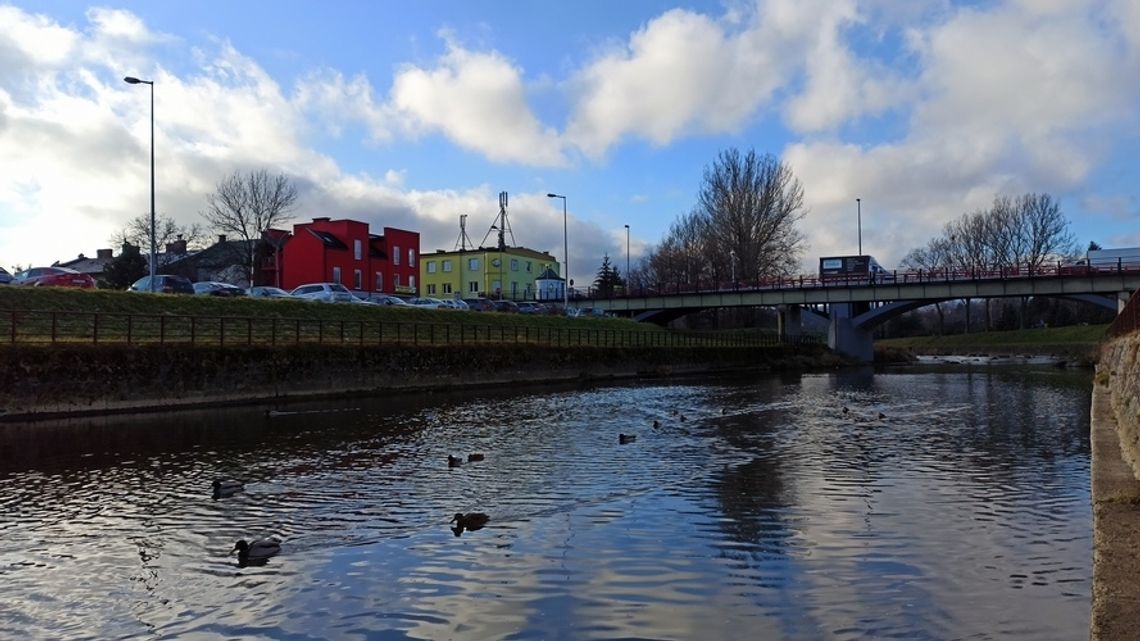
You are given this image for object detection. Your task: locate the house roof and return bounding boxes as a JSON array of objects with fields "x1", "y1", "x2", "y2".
[
  {"x1": 535, "y1": 266, "x2": 563, "y2": 281},
  {"x1": 56, "y1": 254, "x2": 113, "y2": 275},
  {"x1": 305, "y1": 228, "x2": 348, "y2": 250}
]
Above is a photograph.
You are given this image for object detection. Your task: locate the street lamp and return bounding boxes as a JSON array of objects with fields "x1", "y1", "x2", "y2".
[
  {"x1": 124, "y1": 75, "x2": 156, "y2": 292},
  {"x1": 856, "y1": 197, "x2": 862, "y2": 256},
  {"x1": 623, "y1": 224, "x2": 630, "y2": 295},
  {"x1": 729, "y1": 249, "x2": 736, "y2": 285},
  {"x1": 547, "y1": 193, "x2": 568, "y2": 309}
]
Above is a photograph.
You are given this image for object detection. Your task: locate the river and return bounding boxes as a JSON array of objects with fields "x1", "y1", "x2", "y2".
[{"x1": 0, "y1": 365, "x2": 1091, "y2": 640}]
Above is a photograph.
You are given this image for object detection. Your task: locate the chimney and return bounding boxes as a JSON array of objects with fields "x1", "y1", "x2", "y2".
[
  {"x1": 166, "y1": 239, "x2": 187, "y2": 255},
  {"x1": 218, "y1": 234, "x2": 227, "y2": 243},
  {"x1": 312, "y1": 217, "x2": 330, "y2": 223},
  {"x1": 76, "y1": 253, "x2": 86, "y2": 260},
  {"x1": 96, "y1": 248, "x2": 112, "y2": 260}
]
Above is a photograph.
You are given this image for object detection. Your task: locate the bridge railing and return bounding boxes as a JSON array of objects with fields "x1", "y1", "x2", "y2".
[
  {"x1": 575, "y1": 259, "x2": 1140, "y2": 300},
  {"x1": 0, "y1": 309, "x2": 823, "y2": 349}
]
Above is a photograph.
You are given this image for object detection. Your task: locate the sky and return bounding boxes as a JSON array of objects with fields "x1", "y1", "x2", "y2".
[{"x1": 1, "y1": 0, "x2": 1139, "y2": 284}]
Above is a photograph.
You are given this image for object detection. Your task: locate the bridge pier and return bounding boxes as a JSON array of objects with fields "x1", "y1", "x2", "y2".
[
  {"x1": 777, "y1": 305, "x2": 802, "y2": 341},
  {"x1": 828, "y1": 303, "x2": 874, "y2": 362}
]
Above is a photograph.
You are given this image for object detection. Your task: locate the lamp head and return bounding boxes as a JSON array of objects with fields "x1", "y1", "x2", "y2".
[{"x1": 546, "y1": 193, "x2": 561, "y2": 199}]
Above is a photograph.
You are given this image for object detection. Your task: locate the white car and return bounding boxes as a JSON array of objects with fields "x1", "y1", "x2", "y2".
[
  {"x1": 441, "y1": 298, "x2": 469, "y2": 310},
  {"x1": 406, "y1": 297, "x2": 449, "y2": 309},
  {"x1": 290, "y1": 282, "x2": 357, "y2": 303}
]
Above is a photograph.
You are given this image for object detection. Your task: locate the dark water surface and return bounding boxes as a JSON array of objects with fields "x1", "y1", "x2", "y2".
[{"x1": 0, "y1": 367, "x2": 1091, "y2": 640}]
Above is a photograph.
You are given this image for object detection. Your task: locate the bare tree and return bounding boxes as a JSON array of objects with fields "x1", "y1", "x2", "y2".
[
  {"x1": 201, "y1": 169, "x2": 298, "y2": 285},
  {"x1": 697, "y1": 148, "x2": 805, "y2": 281},
  {"x1": 110, "y1": 213, "x2": 205, "y2": 258}
]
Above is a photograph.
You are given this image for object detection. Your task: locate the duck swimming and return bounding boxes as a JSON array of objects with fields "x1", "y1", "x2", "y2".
[
  {"x1": 448, "y1": 455, "x2": 463, "y2": 468},
  {"x1": 467, "y1": 453, "x2": 485, "y2": 462},
  {"x1": 619, "y1": 433, "x2": 637, "y2": 444},
  {"x1": 652, "y1": 420, "x2": 661, "y2": 429},
  {"x1": 232, "y1": 538, "x2": 281, "y2": 563},
  {"x1": 451, "y1": 512, "x2": 490, "y2": 531},
  {"x1": 212, "y1": 479, "x2": 244, "y2": 498}
]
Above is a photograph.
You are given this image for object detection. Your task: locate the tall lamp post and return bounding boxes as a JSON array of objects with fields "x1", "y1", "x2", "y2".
[
  {"x1": 547, "y1": 193, "x2": 568, "y2": 309},
  {"x1": 729, "y1": 249, "x2": 736, "y2": 285},
  {"x1": 623, "y1": 224, "x2": 630, "y2": 295},
  {"x1": 856, "y1": 197, "x2": 862, "y2": 256},
  {"x1": 124, "y1": 76, "x2": 156, "y2": 292}
]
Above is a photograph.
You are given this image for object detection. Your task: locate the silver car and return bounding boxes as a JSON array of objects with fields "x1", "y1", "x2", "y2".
[
  {"x1": 0, "y1": 266, "x2": 12, "y2": 285},
  {"x1": 290, "y1": 283, "x2": 357, "y2": 303}
]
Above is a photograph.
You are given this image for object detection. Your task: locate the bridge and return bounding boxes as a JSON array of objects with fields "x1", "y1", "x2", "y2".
[{"x1": 577, "y1": 265, "x2": 1140, "y2": 361}]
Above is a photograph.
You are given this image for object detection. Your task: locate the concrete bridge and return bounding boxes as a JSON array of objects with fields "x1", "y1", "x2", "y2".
[{"x1": 578, "y1": 268, "x2": 1140, "y2": 361}]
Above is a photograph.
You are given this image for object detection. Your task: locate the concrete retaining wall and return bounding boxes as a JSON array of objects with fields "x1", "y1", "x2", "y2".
[
  {"x1": 0, "y1": 343, "x2": 840, "y2": 421},
  {"x1": 1090, "y1": 334, "x2": 1140, "y2": 640}
]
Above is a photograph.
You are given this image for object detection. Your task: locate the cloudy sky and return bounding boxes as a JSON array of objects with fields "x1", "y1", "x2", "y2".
[{"x1": 2, "y1": 0, "x2": 1138, "y2": 283}]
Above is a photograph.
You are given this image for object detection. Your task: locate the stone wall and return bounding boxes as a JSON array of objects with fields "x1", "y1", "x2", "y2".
[
  {"x1": 0, "y1": 343, "x2": 840, "y2": 420},
  {"x1": 1099, "y1": 335, "x2": 1140, "y2": 478}
]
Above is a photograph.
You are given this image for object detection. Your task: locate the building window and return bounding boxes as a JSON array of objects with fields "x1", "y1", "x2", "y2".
[
  {"x1": 353, "y1": 269, "x2": 362, "y2": 290},
  {"x1": 443, "y1": 283, "x2": 452, "y2": 294},
  {"x1": 492, "y1": 279, "x2": 501, "y2": 294},
  {"x1": 408, "y1": 248, "x2": 415, "y2": 266},
  {"x1": 375, "y1": 272, "x2": 383, "y2": 291},
  {"x1": 427, "y1": 284, "x2": 436, "y2": 295},
  {"x1": 332, "y1": 266, "x2": 341, "y2": 284},
  {"x1": 526, "y1": 261, "x2": 532, "y2": 273},
  {"x1": 468, "y1": 281, "x2": 479, "y2": 293},
  {"x1": 442, "y1": 260, "x2": 452, "y2": 272},
  {"x1": 409, "y1": 275, "x2": 416, "y2": 290},
  {"x1": 394, "y1": 246, "x2": 401, "y2": 266},
  {"x1": 511, "y1": 258, "x2": 519, "y2": 272},
  {"x1": 354, "y1": 239, "x2": 362, "y2": 261},
  {"x1": 427, "y1": 261, "x2": 437, "y2": 273},
  {"x1": 394, "y1": 274, "x2": 401, "y2": 287},
  {"x1": 468, "y1": 258, "x2": 479, "y2": 270}
]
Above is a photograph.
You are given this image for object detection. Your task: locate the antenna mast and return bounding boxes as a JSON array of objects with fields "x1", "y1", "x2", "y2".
[
  {"x1": 454, "y1": 214, "x2": 473, "y2": 251},
  {"x1": 480, "y1": 191, "x2": 515, "y2": 250}
]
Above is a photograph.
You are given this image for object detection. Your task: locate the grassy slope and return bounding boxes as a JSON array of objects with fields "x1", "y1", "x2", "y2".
[
  {"x1": 0, "y1": 287, "x2": 652, "y2": 332},
  {"x1": 878, "y1": 324, "x2": 1108, "y2": 354}
]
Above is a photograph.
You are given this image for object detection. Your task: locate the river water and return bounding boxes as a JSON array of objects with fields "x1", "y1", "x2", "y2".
[{"x1": 0, "y1": 366, "x2": 1091, "y2": 640}]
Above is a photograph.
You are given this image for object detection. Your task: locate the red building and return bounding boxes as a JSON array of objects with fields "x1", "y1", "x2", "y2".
[{"x1": 258, "y1": 218, "x2": 420, "y2": 297}]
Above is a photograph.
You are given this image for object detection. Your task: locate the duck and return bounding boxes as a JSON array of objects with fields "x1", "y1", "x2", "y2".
[
  {"x1": 679, "y1": 414, "x2": 687, "y2": 423},
  {"x1": 652, "y1": 420, "x2": 661, "y2": 429},
  {"x1": 448, "y1": 455, "x2": 463, "y2": 468},
  {"x1": 467, "y1": 453, "x2": 485, "y2": 462},
  {"x1": 232, "y1": 538, "x2": 281, "y2": 563},
  {"x1": 451, "y1": 512, "x2": 490, "y2": 531},
  {"x1": 212, "y1": 479, "x2": 244, "y2": 498},
  {"x1": 619, "y1": 433, "x2": 637, "y2": 444},
  {"x1": 842, "y1": 406, "x2": 850, "y2": 414},
  {"x1": 878, "y1": 412, "x2": 887, "y2": 420},
  {"x1": 721, "y1": 408, "x2": 728, "y2": 415}
]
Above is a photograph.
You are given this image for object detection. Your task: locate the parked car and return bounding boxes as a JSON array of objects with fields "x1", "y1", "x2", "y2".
[
  {"x1": 406, "y1": 297, "x2": 448, "y2": 309},
  {"x1": 193, "y1": 281, "x2": 246, "y2": 297},
  {"x1": 290, "y1": 282, "x2": 357, "y2": 303},
  {"x1": 248, "y1": 286, "x2": 292, "y2": 298},
  {"x1": 492, "y1": 300, "x2": 520, "y2": 313},
  {"x1": 516, "y1": 301, "x2": 542, "y2": 314},
  {"x1": 441, "y1": 298, "x2": 469, "y2": 310},
  {"x1": 128, "y1": 274, "x2": 194, "y2": 294},
  {"x1": 362, "y1": 293, "x2": 411, "y2": 306},
  {"x1": 0, "y1": 266, "x2": 12, "y2": 285},
  {"x1": 13, "y1": 266, "x2": 96, "y2": 289},
  {"x1": 462, "y1": 298, "x2": 496, "y2": 312}
]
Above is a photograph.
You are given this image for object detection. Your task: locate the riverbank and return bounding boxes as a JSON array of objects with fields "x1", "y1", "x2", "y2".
[
  {"x1": 1090, "y1": 332, "x2": 1140, "y2": 640},
  {"x1": 0, "y1": 343, "x2": 845, "y2": 422},
  {"x1": 878, "y1": 324, "x2": 1107, "y2": 365}
]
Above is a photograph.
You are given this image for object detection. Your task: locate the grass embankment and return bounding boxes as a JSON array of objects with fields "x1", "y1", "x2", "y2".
[
  {"x1": 0, "y1": 287, "x2": 781, "y2": 349},
  {"x1": 878, "y1": 324, "x2": 1108, "y2": 358}
]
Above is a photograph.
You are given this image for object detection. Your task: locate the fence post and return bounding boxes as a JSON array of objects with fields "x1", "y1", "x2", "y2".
[
  {"x1": 340, "y1": 320, "x2": 345, "y2": 344},
  {"x1": 319, "y1": 320, "x2": 324, "y2": 344},
  {"x1": 248, "y1": 318, "x2": 253, "y2": 345},
  {"x1": 191, "y1": 317, "x2": 197, "y2": 345},
  {"x1": 127, "y1": 315, "x2": 133, "y2": 344},
  {"x1": 271, "y1": 318, "x2": 277, "y2": 346},
  {"x1": 296, "y1": 319, "x2": 301, "y2": 345},
  {"x1": 220, "y1": 317, "x2": 225, "y2": 346},
  {"x1": 160, "y1": 315, "x2": 166, "y2": 345},
  {"x1": 51, "y1": 312, "x2": 58, "y2": 344},
  {"x1": 9, "y1": 310, "x2": 14, "y2": 344},
  {"x1": 359, "y1": 321, "x2": 365, "y2": 345}
]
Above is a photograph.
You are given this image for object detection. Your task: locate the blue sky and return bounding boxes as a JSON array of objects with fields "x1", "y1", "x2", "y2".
[{"x1": 2, "y1": 0, "x2": 1138, "y2": 283}]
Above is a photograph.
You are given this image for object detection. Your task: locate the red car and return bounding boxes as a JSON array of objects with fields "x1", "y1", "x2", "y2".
[{"x1": 13, "y1": 266, "x2": 97, "y2": 288}]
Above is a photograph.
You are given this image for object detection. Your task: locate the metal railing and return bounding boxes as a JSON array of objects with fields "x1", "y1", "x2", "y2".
[
  {"x1": 576, "y1": 260, "x2": 1140, "y2": 300},
  {"x1": 0, "y1": 309, "x2": 822, "y2": 349}
]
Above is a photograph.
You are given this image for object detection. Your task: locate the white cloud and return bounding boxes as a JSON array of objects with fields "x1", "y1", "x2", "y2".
[{"x1": 390, "y1": 38, "x2": 566, "y2": 166}]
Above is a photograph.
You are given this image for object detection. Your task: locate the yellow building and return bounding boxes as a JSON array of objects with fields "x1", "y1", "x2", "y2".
[{"x1": 419, "y1": 246, "x2": 560, "y2": 301}]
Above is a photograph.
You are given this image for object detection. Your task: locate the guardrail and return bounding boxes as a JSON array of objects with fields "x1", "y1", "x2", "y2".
[
  {"x1": 574, "y1": 260, "x2": 1140, "y2": 300},
  {"x1": 0, "y1": 309, "x2": 823, "y2": 349}
]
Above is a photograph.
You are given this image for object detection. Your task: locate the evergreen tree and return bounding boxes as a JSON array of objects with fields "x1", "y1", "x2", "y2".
[
  {"x1": 593, "y1": 254, "x2": 624, "y2": 297},
  {"x1": 102, "y1": 244, "x2": 147, "y2": 289}
]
